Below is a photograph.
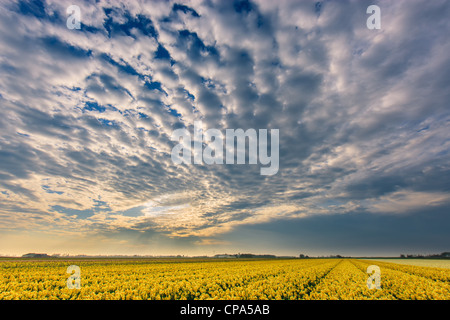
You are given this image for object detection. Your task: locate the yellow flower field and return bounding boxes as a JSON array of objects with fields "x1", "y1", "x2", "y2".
[{"x1": 0, "y1": 258, "x2": 448, "y2": 300}]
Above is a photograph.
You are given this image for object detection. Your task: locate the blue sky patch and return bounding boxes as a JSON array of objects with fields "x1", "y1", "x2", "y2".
[
  {"x1": 41, "y1": 185, "x2": 63, "y2": 195},
  {"x1": 103, "y1": 8, "x2": 157, "y2": 39},
  {"x1": 155, "y1": 44, "x2": 172, "y2": 60},
  {"x1": 51, "y1": 205, "x2": 94, "y2": 219},
  {"x1": 84, "y1": 101, "x2": 106, "y2": 113},
  {"x1": 172, "y1": 3, "x2": 200, "y2": 17}
]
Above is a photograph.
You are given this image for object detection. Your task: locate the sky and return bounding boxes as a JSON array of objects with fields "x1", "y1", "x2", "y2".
[{"x1": 0, "y1": 0, "x2": 449, "y2": 257}]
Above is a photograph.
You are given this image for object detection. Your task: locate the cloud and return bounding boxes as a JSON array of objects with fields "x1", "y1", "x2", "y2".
[
  {"x1": 0, "y1": 0, "x2": 449, "y2": 254},
  {"x1": 366, "y1": 191, "x2": 450, "y2": 214}
]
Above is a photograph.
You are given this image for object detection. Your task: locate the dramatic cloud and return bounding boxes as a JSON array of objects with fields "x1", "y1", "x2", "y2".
[{"x1": 0, "y1": 0, "x2": 449, "y2": 255}]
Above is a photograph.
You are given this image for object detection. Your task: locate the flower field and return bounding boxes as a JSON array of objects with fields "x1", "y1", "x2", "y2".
[{"x1": 0, "y1": 258, "x2": 448, "y2": 300}]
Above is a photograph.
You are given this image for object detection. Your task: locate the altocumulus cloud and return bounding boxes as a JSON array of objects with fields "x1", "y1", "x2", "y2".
[{"x1": 0, "y1": 0, "x2": 449, "y2": 253}]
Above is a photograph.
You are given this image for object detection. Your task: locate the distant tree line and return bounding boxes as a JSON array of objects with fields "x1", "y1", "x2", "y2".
[
  {"x1": 400, "y1": 252, "x2": 450, "y2": 259},
  {"x1": 22, "y1": 253, "x2": 51, "y2": 258},
  {"x1": 20, "y1": 252, "x2": 449, "y2": 259},
  {"x1": 214, "y1": 253, "x2": 277, "y2": 259}
]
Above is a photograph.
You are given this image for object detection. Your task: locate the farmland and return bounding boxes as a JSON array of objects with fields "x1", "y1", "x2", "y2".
[
  {"x1": 0, "y1": 258, "x2": 448, "y2": 300},
  {"x1": 364, "y1": 259, "x2": 450, "y2": 269}
]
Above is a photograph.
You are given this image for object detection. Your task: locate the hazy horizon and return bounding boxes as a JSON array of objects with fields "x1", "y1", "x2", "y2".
[{"x1": 4, "y1": 250, "x2": 448, "y2": 258}]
